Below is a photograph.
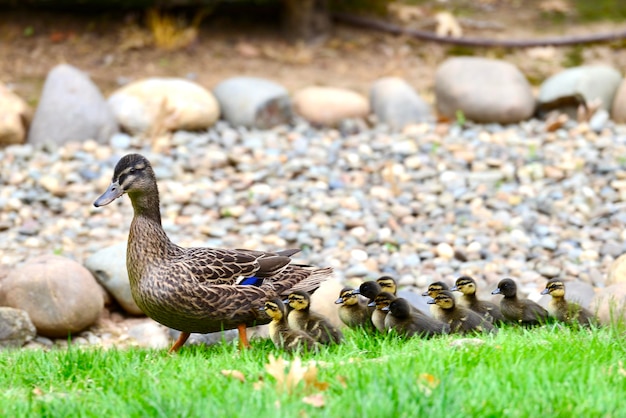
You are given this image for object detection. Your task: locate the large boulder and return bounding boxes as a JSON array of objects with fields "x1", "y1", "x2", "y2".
[
  {"x1": 0, "y1": 84, "x2": 32, "y2": 146},
  {"x1": 84, "y1": 242, "x2": 143, "y2": 315},
  {"x1": 27, "y1": 64, "x2": 118, "y2": 146},
  {"x1": 538, "y1": 65, "x2": 622, "y2": 112},
  {"x1": 435, "y1": 57, "x2": 535, "y2": 124},
  {"x1": 606, "y1": 253, "x2": 626, "y2": 286},
  {"x1": 590, "y1": 283, "x2": 626, "y2": 325},
  {"x1": 293, "y1": 86, "x2": 369, "y2": 126},
  {"x1": 370, "y1": 77, "x2": 433, "y2": 130},
  {"x1": 0, "y1": 255, "x2": 104, "y2": 338},
  {"x1": 611, "y1": 78, "x2": 626, "y2": 123},
  {"x1": 108, "y1": 77, "x2": 220, "y2": 135},
  {"x1": 0, "y1": 307, "x2": 36, "y2": 348},
  {"x1": 213, "y1": 76, "x2": 293, "y2": 129}
]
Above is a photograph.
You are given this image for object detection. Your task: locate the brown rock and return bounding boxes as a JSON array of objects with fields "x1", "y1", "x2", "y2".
[
  {"x1": 0, "y1": 307, "x2": 36, "y2": 348},
  {"x1": 0, "y1": 255, "x2": 104, "y2": 338},
  {"x1": 310, "y1": 278, "x2": 344, "y2": 329},
  {"x1": 611, "y1": 79, "x2": 626, "y2": 123},
  {"x1": 590, "y1": 283, "x2": 626, "y2": 325},
  {"x1": 293, "y1": 86, "x2": 369, "y2": 126},
  {"x1": 0, "y1": 83, "x2": 32, "y2": 146},
  {"x1": 606, "y1": 253, "x2": 626, "y2": 286}
]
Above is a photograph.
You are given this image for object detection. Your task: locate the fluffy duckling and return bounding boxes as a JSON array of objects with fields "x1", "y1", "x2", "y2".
[
  {"x1": 384, "y1": 298, "x2": 450, "y2": 338},
  {"x1": 353, "y1": 280, "x2": 383, "y2": 302},
  {"x1": 369, "y1": 291, "x2": 397, "y2": 332},
  {"x1": 492, "y1": 278, "x2": 549, "y2": 326},
  {"x1": 285, "y1": 290, "x2": 343, "y2": 344},
  {"x1": 428, "y1": 290, "x2": 496, "y2": 335},
  {"x1": 263, "y1": 299, "x2": 317, "y2": 352},
  {"x1": 541, "y1": 279, "x2": 597, "y2": 327},
  {"x1": 377, "y1": 276, "x2": 398, "y2": 295},
  {"x1": 451, "y1": 276, "x2": 505, "y2": 325},
  {"x1": 421, "y1": 281, "x2": 449, "y2": 321},
  {"x1": 335, "y1": 287, "x2": 373, "y2": 330}
]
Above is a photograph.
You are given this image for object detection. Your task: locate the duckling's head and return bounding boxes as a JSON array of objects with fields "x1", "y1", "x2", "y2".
[
  {"x1": 427, "y1": 290, "x2": 456, "y2": 310},
  {"x1": 354, "y1": 281, "x2": 382, "y2": 300},
  {"x1": 371, "y1": 291, "x2": 396, "y2": 310},
  {"x1": 264, "y1": 298, "x2": 288, "y2": 321},
  {"x1": 492, "y1": 278, "x2": 517, "y2": 298},
  {"x1": 451, "y1": 276, "x2": 477, "y2": 295},
  {"x1": 94, "y1": 154, "x2": 157, "y2": 207},
  {"x1": 387, "y1": 298, "x2": 412, "y2": 318},
  {"x1": 286, "y1": 290, "x2": 311, "y2": 311},
  {"x1": 421, "y1": 281, "x2": 449, "y2": 298},
  {"x1": 541, "y1": 279, "x2": 565, "y2": 298},
  {"x1": 376, "y1": 276, "x2": 398, "y2": 294},
  {"x1": 335, "y1": 288, "x2": 358, "y2": 305}
]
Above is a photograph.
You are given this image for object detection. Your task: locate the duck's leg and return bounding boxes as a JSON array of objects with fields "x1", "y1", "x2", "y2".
[
  {"x1": 168, "y1": 331, "x2": 190, "y2": 353},
  {"x1": 237, "y1": 324, "x2": 251, "y2": 349}
]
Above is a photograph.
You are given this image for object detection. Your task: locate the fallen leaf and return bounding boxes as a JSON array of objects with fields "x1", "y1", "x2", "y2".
[
  {"x1": 303, "y1": 363, "x2": 330, "y2": 391},
  {"x1": 32, "y1": 387, "x2": 44, "y2": 396},
  {"x1": 417, "y1": 373, "x2": 440, "y2": 396},
  {"x1": 618, "y1": 360, "x2": 626, "y2": 377},
  {"x1": 221, "y1": 369, "x2": 246, "y2": 383},
  {"x1": 302, "y1": 393, "x2": 325, "y2": 408},
  {"x1": 285, "y1": 357, "x2": 308, "y2": 392}
]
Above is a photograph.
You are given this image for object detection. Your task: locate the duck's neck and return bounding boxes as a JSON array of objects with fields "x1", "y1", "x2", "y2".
[{"x1": 128, "y1": 190, "x2": 162, "y2": 225}]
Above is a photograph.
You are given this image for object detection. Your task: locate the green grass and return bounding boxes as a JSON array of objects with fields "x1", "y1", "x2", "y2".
[{"x1": 1, "y1": 325, "x2": 625, "y2": 417}]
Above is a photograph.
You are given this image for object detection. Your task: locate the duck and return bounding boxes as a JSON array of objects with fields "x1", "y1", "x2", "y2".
[
  {"x1": 285, "y1": 290, "x2": 343, "y2": 344},
  {"x1": 263, "y1": 298, "x2": 318, "y2": 352},
  {"x1": 383, "y1": 297, "x2": 450, "y2": 338},
  {"x1": 369, "y1": 291, "x2": 397, "y2": 332},
  {"x1": 541, "y1": 279, "x2": 597, "y2": 327},
  {"x1": 353, "y1": 280, "x2": 383, "y2": 302},
  {"x1": 334, "y1": 287, "x2": 373, "y2": 330},
  {"x1": 451, "y1": 276, "x2": 506, "y2": 325},
  {"x1": 93, "y1": 153, "x2": 332, "y2": 353},
  {"x1": 421, "y1": 281, "x2": 450, "y2": 321},
  {"x1": 491, "y1": 278, "x2": 549, "y2": 326},
  {"x1": 427, "y1": 290, "x2": 496, "y2": 335}
]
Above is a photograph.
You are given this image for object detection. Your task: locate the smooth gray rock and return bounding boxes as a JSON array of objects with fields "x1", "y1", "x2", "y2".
[
  {"x1": 435, "y1": 57, "x2": 535, "y2": 124},
  {"x1": 538, "y1": 65, "x2": 622, "y2": 112},
  {"x1": 213, "y1": 77, "x2": 293, "y2": 129},
  {"x1": 84, "y1": 242, "x2": 143, "y2": 315},
  {"x1": 27, "y1": 64, "x2": 118, "y2": 146},
  {"x1": 0, "y1": 307, "x2": 36, "y2": 348},
  {"x1": 369, "y1": 77, "x2": 433, "y2": 130},
  {"x1": 0, "y1": 255, "x2": 104, "y2": 338},
  {"x1": 127, "y1": 320, "x2": 170, "y2": 349}
]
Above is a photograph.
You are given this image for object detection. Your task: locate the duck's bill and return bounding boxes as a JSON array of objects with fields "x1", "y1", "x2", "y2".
[
  {"x1": 426, "y1": 298, "x2": 436, "y2": 305},
  {"x1": 94, "y1": 181, "x2": 123, "y2": 207},
  {"x1": 334, "y1": 297, "x2": 344, "y2": 304},
  {"x1": 491, "y1": 288, "x2": 502, "y2": 295},
  {"x1": 540, "y1": 288, "x2": 549, "y2": 295},
  {"x1": 421, "y1": 291, "x2": 429, "y2": 296}
]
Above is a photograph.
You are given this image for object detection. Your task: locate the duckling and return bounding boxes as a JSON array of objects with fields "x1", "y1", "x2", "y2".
[
  {"x1": 384, "y1": 298, "x2": 450, "y2": 338},
  {"x1": 491, "y1": 278, "x2": 549, "y2": 326},
  {"x1": 428, "y1": 290, "x2": 496, "y2": 335},
  {"x1": 286, "y1": 290, "x2": 343, "y2": 344},
  {"x1": 369, "y1": 291, "x2": 397, "y2": 332},
  {"x1": 421, "y1": 281, "x2": 449, "y2": 320},
  {"x1": 263, "y1": 298, "x2": 317, "y2": 352},
  {"x1": 541, "y1": 279, "x2": 597, "y2": 327},
  {"x1": 335, "y1": 287, "x2": 373, "y2": 330},
  {"x1": 353, "y1": 280, "x2": 383, "y2": 302},
  {"x1": 376, "y1": 276, "x2": 398, "y2": 295},
  {"x1": 451, "y1": 276, "x2": 505, "y2": 325}
]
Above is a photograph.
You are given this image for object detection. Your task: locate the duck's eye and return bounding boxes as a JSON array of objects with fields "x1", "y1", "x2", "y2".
[{"x1": 129, "y1": 167, "x2": 136, "y2": 173}]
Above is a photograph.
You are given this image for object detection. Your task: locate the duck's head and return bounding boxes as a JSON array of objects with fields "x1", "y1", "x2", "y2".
[
  {"x1": 335, "y1": 288, "x2": 358, "y2": 305},
  {"x1": 353, "y1": 281, "x2": 382, "y2": 300},
  {"x1": 451, "y1": 276, "x2": 477, "y2": 295},
  {"x1": 264, "y1": 298, "x2": 287, "y2": 321},
  {"x1": 94, "y1": 153, "x2": 156, "y2": 207},
  {"x1": 387, "y1": 298, "x2": 412, "y2": 318},
  {"x1": 492, "y1": 278, "x2": 517, "y2": 297},
  {"x1": 371, "y1": 291, "x2": 396, "y2": 310},
  {"x1": 377, "y1": 276, "x2": 398, "y2": 294},
  {"x1": 286, "y1": 290, "x2": 311, "y2": 311},
  {"x1": 541, "y1": 279, "x2": 565, "y2": 298},
  {"x1": 427, "y1": 290, "x2": 456, "y2": 310},
  {"x1": 421, "y1": 281, "x2": 449, "y2": 298}
]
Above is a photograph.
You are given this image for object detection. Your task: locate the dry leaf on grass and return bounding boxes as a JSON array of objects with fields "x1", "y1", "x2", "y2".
[
  {"x1": 264, "y1": 355, "x2": 329, "y2": 395},
  {"x1": 417, "y1": 373, "x2": 440, "y2": 396},
  {"x1": 302, "y1": 393, "x2": 326, "y2": 408},
  {"x1": 221, "y1": 369, "x2": 246, "y2": 383}
]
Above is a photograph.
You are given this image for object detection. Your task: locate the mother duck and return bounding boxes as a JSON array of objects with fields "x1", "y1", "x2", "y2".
[{"x1": 94, "y1": 153, "x2": 331, "y2": 352}]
